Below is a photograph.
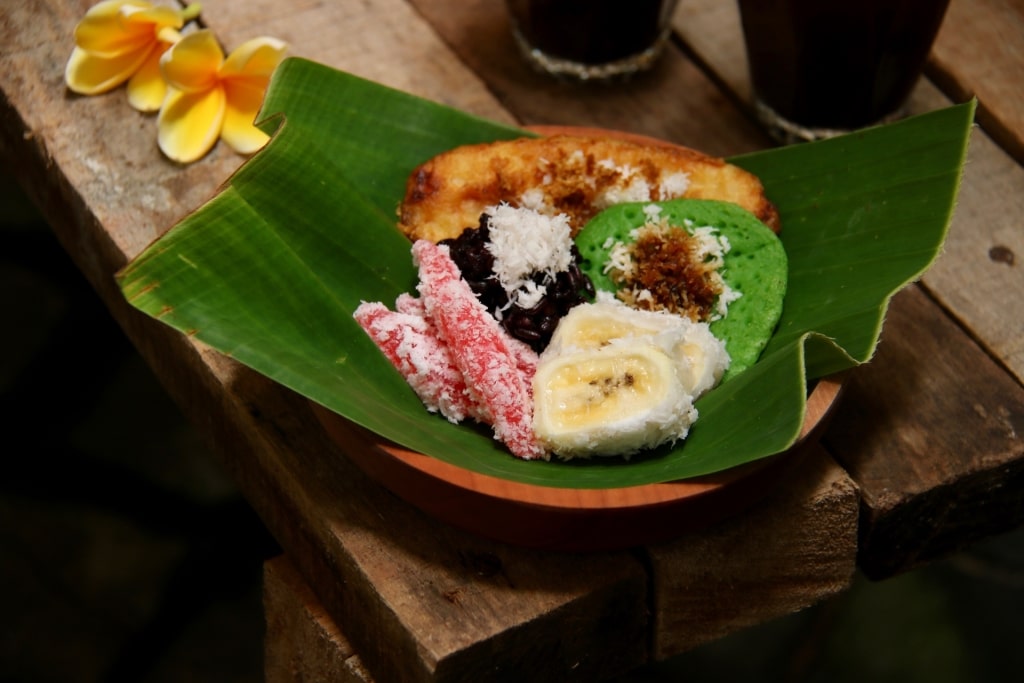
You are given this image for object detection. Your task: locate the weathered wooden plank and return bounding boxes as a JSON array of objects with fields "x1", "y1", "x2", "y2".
[
  {"x1": 196, "y1": 0, "x2": 515, "y2": 124},
  {"x1": 0, "y1": 0, "x2": 244, "y2": 269},
  {"x1": 930, "y1": 0, "x2": 1024, "y2": 165},
  {"x1": 923, "y1": 125, "x2": 1024, "y2": 385},
  {"x1": 285, "y1": 401, "x2": 649, "y2": 682},
  {"x1": 266, "y1": 443, "x2": 862, "y2": 677},
  {"x1": 253, "y1": 381, "x2": 649, "y2": 683},
  {"x1": 264, "y1": 556, "x2": 373, "y2": 683},
  {"x1": 644, "y1": 446, "x2": 859, "y2": 660},
  {"x1": 262, "y1": 445, "x2": 859, "y2": 676},
  {"x1": 824, "y1": 285, "x2": 1024, "y2": 579}
]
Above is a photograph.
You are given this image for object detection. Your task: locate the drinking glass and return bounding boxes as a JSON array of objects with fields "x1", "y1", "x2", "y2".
[
  {"x1": 506, "y1": 0, "x2": 681, "y2": 81},
  {"x1": 737, "y1": 0, "x2": 951, "y2": 143}
]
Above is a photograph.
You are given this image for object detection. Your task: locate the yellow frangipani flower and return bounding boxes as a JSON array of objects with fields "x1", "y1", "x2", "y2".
[
  {"x1": 157, "y1": 30, "x2": 288, "y2": 164},
  {"x1": 65, "y1": 1, "x2": 202, "y2": 112}
]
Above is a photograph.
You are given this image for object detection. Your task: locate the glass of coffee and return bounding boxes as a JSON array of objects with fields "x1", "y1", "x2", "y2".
[
  {"x1": 506, "y1": 0, "x2": 681, "y2": 81},
  {"x1": 737, "y1": 0, "x2": 951, "y2": 144}
]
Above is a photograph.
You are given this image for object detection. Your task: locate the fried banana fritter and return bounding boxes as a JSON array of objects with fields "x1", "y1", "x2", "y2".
[{"x1": 398, "y1": 135, "x2": 780, "y2": 243}]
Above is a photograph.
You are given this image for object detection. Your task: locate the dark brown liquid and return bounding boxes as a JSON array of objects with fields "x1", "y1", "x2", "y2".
[
  {"x1": 738, "y1": 0, "x2": 950, "y2": 129},
  {"x1": 507, "y1": 0, "x2": 674, "y2": 64}
]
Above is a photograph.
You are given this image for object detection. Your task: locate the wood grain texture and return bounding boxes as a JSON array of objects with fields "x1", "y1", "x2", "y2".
[
  {"x1": 930, "y1": 0, "x2": 1024, "y2": 165},
  {"x1": 150, "y1": 336, "x2": 651, "y2": 683},
  {"x1": 211, "y1": 371, "x2": 627, "y2": 677},
  {"x1": 264, "y1": 556, "x2": 373, "y2": 683},
  {"x1": 265, "y1": 444, "x2": 862, "y2": 675},
  {"x1": 195, "y1": 0, "x2": 516, "y2": 125},
  {"x1": 824, "y1": 286, "x2": 1024, "y2": 579},
  {"x1": 645, "y1": 445, "x2": 859, "y2": 659},
  {"x1": 0, "y1": 0, "x2": 243, "y2": 272},
  {"x1": 922, "y1": 125, "x2": 1024, "y2": 385}
]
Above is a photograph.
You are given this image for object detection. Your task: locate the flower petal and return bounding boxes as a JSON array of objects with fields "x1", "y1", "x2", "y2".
[
  {"x1": 158, "y1": 86, "x2": 226, "y2": 163},
  {"x1": 221, "y1": 79, "x2": 271, "y2": 155},
  {"x1": 126, "y1": 43, "x2": 169, "y2": 112},
  {"x1": 160, "y1": 29, "x2": 223, "y2": 94},
  {"x1": 74, "y1": 0, "x2": 156, "y2": 57},
  {"x1": 120, "y1": 4, "x2": 186, "y2": 30},
  {"x1": 65, "y1": 43, "x2": 151, "y2": 95},
  {"x1": 220, "y1": 37, "x2": 288, "y2": 79}
]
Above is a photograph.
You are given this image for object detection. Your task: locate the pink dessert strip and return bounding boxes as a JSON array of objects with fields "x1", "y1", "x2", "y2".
[
  {"x1": 399, "y1": 290, "x2": 538, "y2": 385},
  {"x1": 353, "y1": 300, "x2": 483, "y2": 423},
  {"x1": 412, "y1": 240, "x2": 546, "y2": 460},
  {"x1": 506, "y1": 336, "x2": 539, "y2": 400},
  {"x1": 394, "y1": 292, "x2": 425, "y2": 316},
  {"x1": 393, "y1": 292, "x2": 489, "y2": 416}
]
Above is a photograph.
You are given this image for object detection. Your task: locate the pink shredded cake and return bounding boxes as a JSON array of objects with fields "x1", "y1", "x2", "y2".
[
  {"x1": 352, "y1": 300, "x2": 483, "y2": 423},
  {"x1": 354, "y1": 240, "x2": 545, "y2": 460}
]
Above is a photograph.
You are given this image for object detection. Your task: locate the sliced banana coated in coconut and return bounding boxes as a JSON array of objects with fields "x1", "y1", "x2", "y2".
[
  {"x1": 546, "y1": 298, "x2": 677, "y2": 354},
  {"x1": 548, "y1": 299, "x2": 729, "y2": 399},
  {"x1": 533, "y1": 300, "x2": 729, "y2": 458},
  {"x1": 669, "y1": 323, "x2": 730, "y2": 398},
  {"x1": 533, "y1": 341, "x2": 696, "y2": 459}
]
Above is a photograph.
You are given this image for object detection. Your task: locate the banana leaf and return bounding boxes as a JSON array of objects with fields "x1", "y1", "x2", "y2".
[{"x1": 117, "y1": 58, "x2": 973, "y2": 488}]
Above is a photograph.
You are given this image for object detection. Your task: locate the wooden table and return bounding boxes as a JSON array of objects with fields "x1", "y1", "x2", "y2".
[{"x1": 3, "y1": 1, "x2": 1023, "y2": 680}]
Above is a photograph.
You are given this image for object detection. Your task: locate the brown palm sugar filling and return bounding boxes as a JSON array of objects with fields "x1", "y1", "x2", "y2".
[{"x1": 609, "y1": 225, "x2": 722, "y2": 322}]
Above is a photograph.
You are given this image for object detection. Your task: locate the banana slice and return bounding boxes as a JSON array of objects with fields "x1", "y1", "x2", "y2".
[
  {"x1": 669, "y1": 323, "x2": 730, "y2": 398},
  {"x1": 533, "y1": 300, "x2": 730, "y2": 458},
  {"x1": 548, "y1": 299, "x2": 729, "y2": 398},
  {"x1": 546, "y1": 298, "x2": 677, "y2": 355},
  {"x1": 533, "y1": 342, "x2": 696, "y2": 458}
]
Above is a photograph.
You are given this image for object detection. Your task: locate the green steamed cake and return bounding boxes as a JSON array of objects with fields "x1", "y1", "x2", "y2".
[{"x1": 575, "y1": 199, "x2": 787, "y2": 380}]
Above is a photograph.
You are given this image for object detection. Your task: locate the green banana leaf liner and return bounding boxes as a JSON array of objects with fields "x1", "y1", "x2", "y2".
[{"x1": 118, "y1": 58, "x2": 974, "y2": 489}]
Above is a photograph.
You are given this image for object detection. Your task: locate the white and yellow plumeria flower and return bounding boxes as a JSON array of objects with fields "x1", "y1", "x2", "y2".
[
  {"x1": 157, "y1": 30, "x2": 288, "y2": 163},
  {"x1": 65, "y1": 0, "x2": 201, "y2": 112}
]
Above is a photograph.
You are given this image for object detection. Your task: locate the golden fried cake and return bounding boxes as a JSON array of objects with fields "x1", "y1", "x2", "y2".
[{"x1": 398, "y1": 135, "x2": 780, "y2": 243}]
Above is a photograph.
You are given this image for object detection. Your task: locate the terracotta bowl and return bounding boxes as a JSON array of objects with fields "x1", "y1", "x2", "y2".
[
  {"x1": 313, "y1": 126, "x2": 845, "y2": 551},
  {"x1": 312, "y1": 375, "x2": 843, "y2": 552}
]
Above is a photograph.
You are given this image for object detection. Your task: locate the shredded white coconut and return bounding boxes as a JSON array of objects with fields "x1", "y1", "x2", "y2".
[
  {"x1": 597, "y1": 176, "x2": 652, "y2": 208},
  {"x1": 658, "y1": 172, "x2": 690, "y2": 197},
  {"x1": 519, "y1": 187, "x2": 547, "y2": 212},
  {"x1": 485, "y1": 203, "x2": 574, "y2": 311},
  {"x1": 604, "y1": 241, "x2": 634, "y2": 277},
  {"x1": 692, "y1": 226, "x2": 728, "y2": 266},
  {"x1": 714, "y1": 285, "x2": 743, "y2": 320}
]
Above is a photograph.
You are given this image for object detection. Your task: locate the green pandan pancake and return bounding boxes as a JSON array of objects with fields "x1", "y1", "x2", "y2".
[{"x1": 575, "y1": 199, "x2": 787, "y2": 380}]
